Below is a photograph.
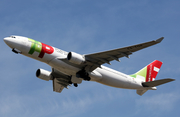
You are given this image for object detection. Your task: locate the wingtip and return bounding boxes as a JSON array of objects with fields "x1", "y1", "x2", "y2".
[
  {"x1": 164, "y1": 78, "x2": 175, "y2": 82},
  {"x1": 156, "y1": 37, "x2": 164, "y2": 43},
  {"x1": 169, "y1": 78, "x2": 175, "y2": 81}
]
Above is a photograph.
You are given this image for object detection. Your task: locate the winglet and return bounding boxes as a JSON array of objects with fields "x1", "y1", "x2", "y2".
[{"x1": 155, "y1": 37, "x2": 164, "y2": 43}]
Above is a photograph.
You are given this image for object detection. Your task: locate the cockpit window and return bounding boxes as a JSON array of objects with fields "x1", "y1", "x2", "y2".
[{"x1": 10, "y1": 36, "x2": 16, "y2": 38}]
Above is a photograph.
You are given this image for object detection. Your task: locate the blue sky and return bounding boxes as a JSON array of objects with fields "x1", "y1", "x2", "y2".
[{"x1": 0, "y1": 0, "x2": 180, "y2": 117}]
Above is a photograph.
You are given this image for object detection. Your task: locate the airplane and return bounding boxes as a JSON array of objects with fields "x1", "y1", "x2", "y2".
[{"x1": 3, "y1": 35, "x2": 175, "y2": 95}]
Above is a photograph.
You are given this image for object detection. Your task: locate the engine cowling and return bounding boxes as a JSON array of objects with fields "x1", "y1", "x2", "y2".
[
  {"x1": 36, "y1": 69, "x2": 53, "y2": 81},
  {"x1": 67, "y1": 52, "x2": 85, "y2": 64}
]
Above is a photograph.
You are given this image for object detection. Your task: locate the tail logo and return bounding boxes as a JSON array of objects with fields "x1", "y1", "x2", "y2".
[
  {"x1": 130, "y1": 60, "x2": 163, "y2": 82},
  {"x1": 154, "y1": 66, "x2": 160, "y2": 72},
  {"x1": 146, "y1": 60, "x2": 162, "y2": 82}
]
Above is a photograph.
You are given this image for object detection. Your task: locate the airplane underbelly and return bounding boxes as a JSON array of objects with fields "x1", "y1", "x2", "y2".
[
  {"x1": 48, "y1": 58, "x2": 80, "y2": 76},
  {"x1": 96, "y1": 68, "x2": 128, "y2": 88}
]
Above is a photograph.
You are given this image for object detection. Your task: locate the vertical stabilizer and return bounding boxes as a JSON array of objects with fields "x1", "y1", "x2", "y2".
[{"x1": 130, "y1": 60, "x2": 163, "y2": 82}]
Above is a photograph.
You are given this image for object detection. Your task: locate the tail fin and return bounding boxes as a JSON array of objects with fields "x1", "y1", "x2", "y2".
[
  {"x1": 131, "y1": 60, "x2": 175, "y2": 96},
  {"x1": 130, "y1": 60, "x2": 163, "y2": 82}
]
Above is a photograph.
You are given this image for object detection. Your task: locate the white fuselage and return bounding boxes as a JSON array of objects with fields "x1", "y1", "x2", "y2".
[{"x1": 4, "y1": 36, "x2": 146, "y2": 90}]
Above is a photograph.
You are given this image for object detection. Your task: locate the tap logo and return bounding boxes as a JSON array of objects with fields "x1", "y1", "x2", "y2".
[{"x1": 28, "y1": 38, "x2": 54, "y2": 58}]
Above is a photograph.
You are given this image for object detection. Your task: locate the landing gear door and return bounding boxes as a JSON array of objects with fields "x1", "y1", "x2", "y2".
[{"x1": 71, "y1": 76, "x2": 82, "y2": 84}]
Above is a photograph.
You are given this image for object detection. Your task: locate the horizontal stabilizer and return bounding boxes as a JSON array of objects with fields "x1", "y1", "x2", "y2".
[
  {"x1": 142, "y1": 78, "x2": 175, "y2": 87},
  {"x1": 137, "y1": 89, "x2": 148, "y2": 96}
]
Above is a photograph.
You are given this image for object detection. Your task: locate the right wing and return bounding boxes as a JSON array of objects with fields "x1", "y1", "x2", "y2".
[
  {"x1": 84, "y1": 37, "x2": 164, "y2": 71},
  {"x1": 51, "y1": 68, "x2": 71, "y2": 93}
]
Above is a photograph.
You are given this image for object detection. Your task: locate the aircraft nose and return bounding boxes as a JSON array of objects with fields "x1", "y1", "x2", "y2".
[
  {"x1": 3, "y1": 37, "x2": 15, "y2": 48},
  {"x1": 4, "y1": 37, "x2": 11, "y2": 44}
]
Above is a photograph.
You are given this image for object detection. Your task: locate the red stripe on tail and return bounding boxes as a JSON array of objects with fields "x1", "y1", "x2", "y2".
[{"x1": 146, "y1": 60, "x2": 163, "y2": 82}]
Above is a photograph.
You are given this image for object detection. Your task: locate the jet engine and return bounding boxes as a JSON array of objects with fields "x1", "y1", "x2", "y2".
[
  {"x1": 67, "y1": 52, "x2": 85, "y2": 64},
  {"x1": 36, "y1": 69, "x2": 53, "y2": 81}
]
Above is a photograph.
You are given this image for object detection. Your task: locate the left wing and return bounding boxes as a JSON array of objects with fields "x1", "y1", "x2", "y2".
[
  {"x1": 84, "y1": 37, "x2": 164, "y2": 71},
  {"x1": 53, "y1": 78, "x2": 65, "y2": 93},
  {"x1": 51, "y1": 68, "x2": 71, "y2": 93}
]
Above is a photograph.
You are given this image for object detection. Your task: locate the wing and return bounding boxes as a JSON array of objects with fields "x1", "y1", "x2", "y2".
[
  {"x1": 53, "y1": 78, "x2": 65, "y2": 93},
  {"x1": 51, "y1": 68, "x2": 71, "y2": 93},
  {"x1": 84, "y1": 37, "x2": 164, "y2": 71}
]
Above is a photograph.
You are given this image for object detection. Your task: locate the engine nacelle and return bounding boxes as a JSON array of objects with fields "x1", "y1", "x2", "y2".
[
  {"x1": 36, "y1": 69, "x2": 53, "y2": 81},
  {"x1": 67, "y1": 52, "x2": 85, "y2": 64}
]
